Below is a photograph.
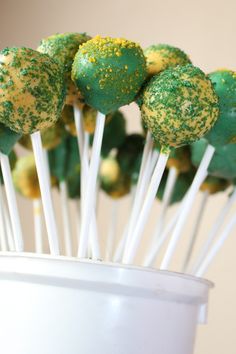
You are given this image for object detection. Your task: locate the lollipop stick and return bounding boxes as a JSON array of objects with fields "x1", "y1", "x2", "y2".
[
  {"x1": 106, "y1": 200, "x2": 119, "y2": 261},
  {"x1": 0, "y1": 187, "x2": 7, "y2": 251},
  {"x1": 145, "y1": 166, "x2": 178, "y2": 261},
  {"x1": 33, "y1": 198, "x2": 43, "y2": 253},
  {"x1": 122, "y1": 149, "x2": 159, "y2": 258},
  {"x1": 137, "y1": 131, "x2": 153, "y2": 185},
  {"x1": 113, "y1": 186, "x2": 136, "y2": 262},
  {"x1": 73, "y1": 105, "x2": 84, "y2": 157},
  {"x1": 89, "y1": 213, "x2": 101, "y2": 259},
  {"x1": 181, "y1": 190, "x2": 209, "y2": 273},
  {"x1": 0, "y1": 152, "x2": 23, "y2": 252},
  {"x1": 78, "y1": 112, "x2": 105, "y2": 258},
  {"x1": 122, "y1": 151, "x2": 169, "y2": 264},
  {"x1": 142, "y1": 207, "x2": 181, "y2": 267},
  {"x1": 191, "y1": 187, "x2": 236, "y2": 274},
  {"x1": 195, "y1": 211, "x2": 236, "y2": 277},
  {"x1": 75, "y1": 198, "x2": 81, "y2": 253},
  {"x1": 59, "y1": 181, "x2": 72, "y2": 256},
  {"x1": 160, "y1": 144, "x2": 215, "y2": 270},
  {"x1": 31, "y1": 131, "x2": 59, "y2": 255},
  {"x1": 1, "y1": 186, "x2": 15, "y2": 251},
  {"x1": 43, "y1": 149, "x2": 51, "y2": 187}
]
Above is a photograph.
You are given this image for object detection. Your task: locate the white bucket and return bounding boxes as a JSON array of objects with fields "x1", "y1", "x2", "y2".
[{"x1": 0, "y1": 253, "x2": 213, "y2": 354}]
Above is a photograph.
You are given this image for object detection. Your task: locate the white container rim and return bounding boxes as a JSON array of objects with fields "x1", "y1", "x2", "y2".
[{"x1": 0, "y1": 252, "x2": 213, "y2": 305}]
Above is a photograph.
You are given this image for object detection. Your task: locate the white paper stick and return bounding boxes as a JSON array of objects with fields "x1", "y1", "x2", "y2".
[
  {"x1": 192, "y1": 187, "x2": 236, "y2": 274},
  {"x1": 81, "y1": 132, "x2": 90, "y2": 206},
  {"x1": 195, "y1": 211, "x2": 236, "y2": 277},
  {"x1": 0, "y1": 184, "x2": 7, "y2": 251},
  {"x1": 43, "y1": 149, "x2": 51, "y2": 185},
  {"x1": 0, "y1": 152, "x2": 23, "y2": 252},
  {"x1": 75, "y1": 198, "x2": 80, "y2": 253},
  {"x1": 138, "y1": 131, "x2": 153, "y2": 184},
  {"x1": 33, "y1": 198, "x2": 43, "y2": 254},
  {"x1": 1, "y1": 186, "x2": 15, "y2": 251},
  {"x1": 122, "y1": 149, "x2": 159, "y2": 258},
  {"x1": 113, "y1": 187, "x2": 136, "y2": 262},
  {"x1": 82, "y1": 131, "x2": 100, "y2": 258},
  {"x1": 31, "y1": 131, "x2": 59, "y2": 255},
  {"x1": 122, "y1": 151, "x2": 169, "y2": 264},
  {"x1": 89, "y1": 213, "x2": 101, "y2": 259},
  {"x1": 160, "y1": 144, "x2": 215, "y2": 270},
  {"x1": 78, "y1": 112, "x2": 105, "y2": 258},
  {"x1": 142, "y1": 200, "x2": 184, "y2": 267},
  {"x1": 106, "y1": 200, "x2": 119, "y2": 261},
  {"x1": 181, "y1": 190, "x2": 209, "y2": 273},
  {"x1": 73, "y1": 105, "x2": 84, "y2": 158},
  {"x1": 73, "y1": 106, "x2": 101, "y2": 259},
  {"x1": 147, "y1": 167, "x2": 178, "y2": 254},
  {"x1": 59, "y1": 181, "x2": 72, "y2": 256}
]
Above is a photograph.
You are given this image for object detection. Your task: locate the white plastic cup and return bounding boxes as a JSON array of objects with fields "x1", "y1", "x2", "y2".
[{"x1": 0, "y1": 253, "x2": 213, "y2": 354}]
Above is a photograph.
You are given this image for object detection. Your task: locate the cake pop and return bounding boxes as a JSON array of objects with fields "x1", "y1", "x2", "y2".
[
  {"x1": 49, "y1": 135, "x2": 81, "y2": 198},
  {"x1": 141, "y1": 64, "x2": 219, "y2": 149},
  {"x1": 191, "y1": 138, "x2": 236, "y2": 179},
  {"x1": 100, "y1": 156, "x2": 131, "y2": 199},
  {"x1": 0, "y1": 47, "x2": 65, "y2": 134},
  {"x1": 38, "y1": 32, "x2": 91, "y2": 105},
  {"x1": 100, "y1": 110, "x2": 127, "y2": 157},
  {"x1": 13, "y1": 154, "x2": 41, "y2": 199},
  {"x1": 72, "y1": 36, "x2": 147, "y2": 114},
  {"x1": 205, "y1": 69, "x2": 236, "y2": 146},
  {"x1": 144, "y1": 44, "x2": 191, "y2": 76},
  {"x1": 157, "y1": 169, "x2": 195, "y2": 205},
  {"x1": 117, "y1": 134, "x2": 144, "y2": 177}
]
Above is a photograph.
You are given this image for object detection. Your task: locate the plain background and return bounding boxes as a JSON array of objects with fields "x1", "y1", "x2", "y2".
[{"x1": 1, "y1": 0, "x2": 236, "y2": 352}]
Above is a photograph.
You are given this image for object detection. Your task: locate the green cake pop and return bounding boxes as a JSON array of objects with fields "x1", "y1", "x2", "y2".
[
  {"x1": 191, "y1": 138, "x2": 236, "y2": 179},
  {"x1": 205, "y1": 69, "x2": 236, "y2": 146},
  {"x1": 144, "y1": 44, "x2": 191, "y2": 76},
  {"x1": 0, "y1": 47, "x2": 66, "y2": 134},
  {"x1": 48, "y1": 135, "x2": 81, "y2": 198},
  {"x1": 98, "y1": 110, "x2": 126, "y2": 157},
  {"x1": 38, "y1": 32, "x2": 91, "y2": 106},
  {"x1": 116, "y1": 133, "x2": 144, "y2": 183},
  {"x1": 19, "y1": 119, "x2": 67, "y2": 151},
  {"x1": 157, "y1": 169, "x2": 195, "y2": 205},
  {"x1": 141, "y1": 64, "x2": 219, "y2": 150},
  {"x1": 72, "y1": 36, "x2": 147, "y2": 114},
  {"x1": 12, "y1": 154, "x2": 41, "y2": 199}
]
